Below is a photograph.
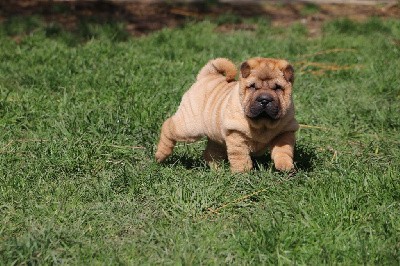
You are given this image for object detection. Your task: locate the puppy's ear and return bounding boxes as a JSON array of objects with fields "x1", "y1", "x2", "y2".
[
  {"x1": 283, "y1": 64, "x2": 294, "y2": 84},
  {"x1": 240, "y1": 61, "x2": 251, "y2": 78}
]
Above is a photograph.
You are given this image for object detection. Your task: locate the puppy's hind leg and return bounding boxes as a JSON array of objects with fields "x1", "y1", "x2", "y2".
[
  {"x1": 155, "y1": 116, "x2": 201, "y2": 163},
  {"x1": 155, "y1": 117, "x2": 178, "y2": 163}
]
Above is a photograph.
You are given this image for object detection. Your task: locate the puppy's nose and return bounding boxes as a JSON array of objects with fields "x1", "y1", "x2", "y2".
[{"x1": 257, "y1": 95, "x2": 273, "y2": 106}]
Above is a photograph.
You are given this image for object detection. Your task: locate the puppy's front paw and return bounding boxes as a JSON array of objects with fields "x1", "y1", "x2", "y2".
[
  {"x1": 273, "y1": 154, "x2": 294, "y2": 172},
  {"x1": 230, "y1": 158, "x2": 253, "y2": 173}
]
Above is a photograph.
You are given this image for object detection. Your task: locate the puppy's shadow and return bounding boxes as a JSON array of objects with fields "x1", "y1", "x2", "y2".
[
  {"x1": 254, "y1": 143, "x2": 317, "y2": 172},
  {"x1": 164, "y1": 154, "x2": 207, "y2": 170},
  {"x1": 162, "y1": 142, "x2": 317, "y2": 172}
]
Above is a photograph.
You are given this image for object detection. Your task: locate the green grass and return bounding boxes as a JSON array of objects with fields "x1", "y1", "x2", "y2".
[
  {"x1": 0, "y1": 16, "x2": 399, "y2": 264},
  {"x1": 300, "y1": 3, "x2": 320, "y2": 16}
]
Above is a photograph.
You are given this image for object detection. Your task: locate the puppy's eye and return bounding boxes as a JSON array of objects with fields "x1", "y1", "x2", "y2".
[
  {"x1": 274, "y1": 84, "x2": 283, "y2": 90},
  {"x1": 249, "y1": 83, "x2": 256, "y2": 89}
]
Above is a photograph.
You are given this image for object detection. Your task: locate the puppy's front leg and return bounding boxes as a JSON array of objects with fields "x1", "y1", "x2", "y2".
[
  {"x1": 269, "y1": 131, "x2": 296, "y2": 171},
  {"x1": 226, "y1": 131, "x2": 252, "y2": 173}
]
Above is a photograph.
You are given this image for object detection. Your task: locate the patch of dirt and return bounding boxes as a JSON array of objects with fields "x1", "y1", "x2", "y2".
[{"x1": 1, "y1": 0, "x2": 399, "y2": 37}]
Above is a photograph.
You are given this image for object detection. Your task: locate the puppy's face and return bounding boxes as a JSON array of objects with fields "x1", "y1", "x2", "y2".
[{"x1": 239, "y1": 58, "x2": 294, "y2": 124}]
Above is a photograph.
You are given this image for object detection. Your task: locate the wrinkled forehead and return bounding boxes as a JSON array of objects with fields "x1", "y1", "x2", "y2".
[{"x1": 249, "y1": 60, "x2": 285, "y2": 80}]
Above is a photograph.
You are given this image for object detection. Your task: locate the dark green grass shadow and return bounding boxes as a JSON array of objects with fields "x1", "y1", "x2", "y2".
[
  {"x1": 161, "y1": 153, "x2": 209, "y2": 170},
  {"x1": 158, "y1": 142, "x2": 316, "y2": 172}
]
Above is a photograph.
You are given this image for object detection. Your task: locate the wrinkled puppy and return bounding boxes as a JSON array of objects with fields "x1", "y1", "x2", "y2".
[{"x1": 155, "y1": 58, "x2": 299, "y2": 172}]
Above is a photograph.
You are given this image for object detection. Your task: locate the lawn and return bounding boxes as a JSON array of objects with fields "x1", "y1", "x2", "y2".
[{"x1": 0, "y1": 15, "x2": 399, "y2": 264}]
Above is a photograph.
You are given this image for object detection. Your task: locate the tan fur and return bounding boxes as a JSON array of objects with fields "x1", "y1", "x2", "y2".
[{"x1": 155, "y1": 57, "x2": 299, "y2": 172}]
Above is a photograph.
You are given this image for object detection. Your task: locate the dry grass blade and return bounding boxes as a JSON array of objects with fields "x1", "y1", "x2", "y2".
[
  {"x1": 300, "y1": 48, "x2": 357, "y2": 58},
  {"x1": 107, "y1": 144, "x2": 146, "y2": 150},
  {"x1": 207, "y1": 188, "x2": 268, "y2": 214},
  {"x1": 295, "y1": 61, "x2": 363, "y2": 76},
  {"x1": 1, "y1": 139, "x2": 50, "y2": 152},
  {"x1": 200, "y1": 176, "x2": 296, "y2": 220},
  {"x1": 14, "y1": 139, "x2": 49, "y2": 143},
  {"x1": 299, "y1": 124, "x2": 330, "y2": 130},
  {"x1": 0, "y1": 140, "x2": 14, "y2": 153},
  {"x1": 296, "y1": 47, "x2": 361, "y2": 76}
]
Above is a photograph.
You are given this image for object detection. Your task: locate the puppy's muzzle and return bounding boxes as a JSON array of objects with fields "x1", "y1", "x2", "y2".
[{"x1": 249, "y1": 93, "x2": 280, "y2": 120}]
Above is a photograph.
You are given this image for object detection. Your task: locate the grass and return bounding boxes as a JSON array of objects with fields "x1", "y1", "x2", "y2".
[
  {"x1": 0, "y1": 15, "x2": 400, "y2": 264},
  {"x1": 300, "y1": 3, "x2": 320, "y2": 16}
]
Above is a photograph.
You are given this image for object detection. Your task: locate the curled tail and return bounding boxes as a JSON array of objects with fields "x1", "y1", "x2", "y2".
[{"x1": 196, "y1": 58, "x2": 237, "y2": 82}]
